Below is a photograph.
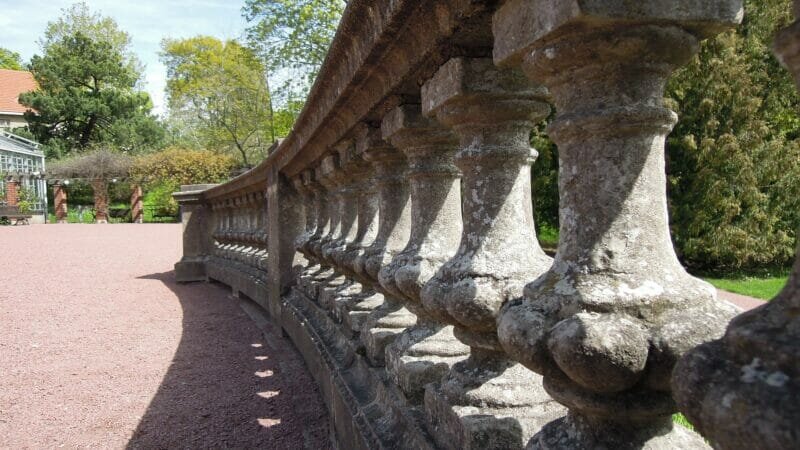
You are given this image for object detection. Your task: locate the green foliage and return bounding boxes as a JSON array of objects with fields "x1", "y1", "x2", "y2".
[
  {"x1": 666, "y1": 0, "x2": 800, "y2": 270},
  {"x1": 21, "y1": 5, "x2": 163, "y2": 157},
  {"x1": 0, "y1": 47, "x2": 23, "y2": 70},
  {"x1": 243, "y1": 0, "x2": 345, "y2": 105},
  {"x1": 130, "y1": 146, "x2": 235, "y2": 189},
  {"x1": 161, "y1": 36, "x2": 275, "y2": 166},
  {"x1": 531, "y1": 116, "x2": 559, "y2": 232}
]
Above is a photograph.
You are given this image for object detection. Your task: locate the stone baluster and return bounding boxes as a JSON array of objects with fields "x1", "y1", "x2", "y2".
[
  {"x1": 324, "y1": 135, "x2": 379, "y2": 321},
  {"x1": 293, "y1": 171, "x2": 317, "y2": 267},
  {"x1": 419, "y1": 57, "x2": 562, "y2": 449},
  {"x1": 376, "y1": 104, "x2": 470, "y2": 403},
  {"x1": 320, "y1": 143, "x2": 366, "y2": 311},
  {"x1": 491, "y1": 2, "x2": 743, "y2": 448},
  {"x1": 672, "y1": 4, "x2": 800, "y2": 449},
  {"x1": 256, "y1": 191, "x2": 269, "y2": 273},
  {"x1": 317, "y1": 150, "x2": 354, "y2": 308},
  {"x1": 246, "y1": 193, "x2": 261, "y2": 273},
  {"x1": 359, "y1": 140, "x2": 417, "y2": 366},
  {"x1": 336, "y1": 126, "x2": 391, "y2": 336},
  {"x1": 300, "y1": 164, "x2": 333, "y2": 298}
]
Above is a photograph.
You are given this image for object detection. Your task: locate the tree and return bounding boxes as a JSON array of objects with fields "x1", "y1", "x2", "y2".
[
  {"x1": 0, "y1": 48, "x2": 23, "y2": 70},
  {"x1": 20, "y1": 32, "x2": 163, "y2": 158},
  {"x1": 665, "y1": 0, "x2": 800, "y2": 270},
  {"x1": 243, "y1": 0, "x2": 345, "y2": 107},
  {"x1": 39, "y1": 2, "x2": 143, "y2": 83},
  {"x1": 161, "y1": 36, "x2": 275, "y2": 167}
]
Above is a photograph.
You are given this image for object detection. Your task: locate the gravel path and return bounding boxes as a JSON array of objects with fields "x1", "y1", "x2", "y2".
[{"x1": 0, "y1": 224, "x2": 329, "y2": 449}]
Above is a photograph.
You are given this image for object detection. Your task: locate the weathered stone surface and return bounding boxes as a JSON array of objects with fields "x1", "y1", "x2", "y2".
[
  {"x1": 359, "y1": 142, "x2": 416, "y2": 366},
  {"x1": 378, "y1": 103, "x2": 470, "y2": 403},
  {"x1": 672, "y1": 6, "x2": 800, "y2": 449},
  {"x1": 492, "y1": 3, "x2": 742, "y2": 448},
  {"x1": 173, "y1": 184, "x2": 218, "y2": 282},
  {"x1": 420, "y1": 57, "x2": 563, "y2": 449}
]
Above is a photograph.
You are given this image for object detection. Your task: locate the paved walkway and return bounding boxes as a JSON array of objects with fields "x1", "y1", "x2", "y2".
[{"x1": 0, "y1": 224, "x2": 328, "y2": 449}]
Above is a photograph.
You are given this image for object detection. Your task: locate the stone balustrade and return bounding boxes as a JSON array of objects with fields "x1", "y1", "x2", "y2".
[{"x1": 174, "y1": 1, "x2": 799, "y2": 449}]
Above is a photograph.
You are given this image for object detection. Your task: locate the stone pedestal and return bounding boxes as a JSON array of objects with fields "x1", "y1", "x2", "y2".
[
  {"x1": 174, "y1": 184, "x2": 219, "y2": 283},
  {"x1": 492, "y1": 2, "x2": 743, "y2": 448},
  {"x1": 672, "y1": 5, "x2": 800, "y2": 449},
  {"x1": 419, "y1": 57, "x2": 563, "y2": 449}
]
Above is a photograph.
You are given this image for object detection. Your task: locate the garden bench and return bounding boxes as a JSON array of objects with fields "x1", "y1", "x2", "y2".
[{"x1": 0, "y1": 205, "x2": 32, "y2": 225}]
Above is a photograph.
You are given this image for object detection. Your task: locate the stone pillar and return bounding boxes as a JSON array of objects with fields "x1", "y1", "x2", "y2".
[
  {"x1": 419, "y1": 57, "x2": 562, "y2": 450},
  {"x1": 131, "y1": 184, "x2": 143, "y2": 224},
  {"x1": 492, "y1": 2, "x2": 743, "y2": 448},
  {"x1": 174, "y1": 184, "x2": 218, "y2": 282},
  {"x1": 5, "y1": 179, "x2": 19, "y2": 206},
  {"x1": 267, "y1": 166, "x2": 304, "y2": 321},
  {"x1": 359, "y1": 140, "x2": 416, "y2": 366},
  {"x1": 91, "y1": 179, "x2": 109, "y2": 224},
  {"x1": 378, "y1": 104, "x2": 470, "y2": 403},
  {"x1": 54, "y1": 182, "x2": 68, "y2": 224},
  {"x1": 672, "y1": 4, "x2": 800, "y2": 449}
]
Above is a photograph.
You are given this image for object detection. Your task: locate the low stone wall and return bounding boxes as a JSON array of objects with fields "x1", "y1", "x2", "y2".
[{"x1": 174, "y1": 1, "x2": 800, "y2": 449}]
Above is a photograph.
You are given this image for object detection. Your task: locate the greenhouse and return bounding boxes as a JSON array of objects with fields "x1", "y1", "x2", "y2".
[{"x1": 0, "y1": 131, "x2": 47, "y2": 223}]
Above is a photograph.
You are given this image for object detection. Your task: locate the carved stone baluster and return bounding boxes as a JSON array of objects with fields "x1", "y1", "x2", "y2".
[
  {"x1": 293, "y1": 171, "x2": 317, "y2": 270},
  {"x1": 492, "y1": 2, "x2": 743, "y2": 448},
  {"x1": 308, "y1": 157, "x2": 343, "y2": 301},
  {"x1": 318, "y1": 150, "x2": 355, "y2": 309},
  {"x1": 257, "y1": 191, "x2": 269, "y2": 274},
  {"x1": 324, "y1": 135, "x2": 379, "y2": 325},
  {"x1": 301, "y1": 165, "x2": 333, "y2": 298},
  {"x1": 360, "y1": 143, "x2": 417, "y2": 366},
  {"x1": 420, "y1": 57, "x2": 563, "y2": 449},
  {"x1": 377, "y1": 104, "x2": 470, "y2": 403},
  {"x1": 672, "y1": 4, "x2": 800, "y2": 449},
  {"x1": 320, "y1": 143, "x2": 364, "y2": 311},
  {"x1": 338, "y1": 127, "x2": 391, "y2": 336}
]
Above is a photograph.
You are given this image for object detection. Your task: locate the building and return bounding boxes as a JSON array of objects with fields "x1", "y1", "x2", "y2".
[
  {"x1": 0, "y1": 69, "x2": 37, "y2": 129},
  {"x1": 0, "y1": 131, "x2": 47, "y2": 223}
]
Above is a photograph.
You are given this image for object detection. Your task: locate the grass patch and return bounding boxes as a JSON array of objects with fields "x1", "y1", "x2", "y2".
[
  {"x1": 537, "y1": 223, "x2": 559, "y2": 251},
  {"x1": 672, "y1": 413, "x2": 695, "y2": 431},
  {"x1": 702, "y1": 273, "x2": 788, "y2": 300}
]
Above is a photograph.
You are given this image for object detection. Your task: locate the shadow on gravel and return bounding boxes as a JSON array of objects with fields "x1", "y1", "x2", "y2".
[{"x1": 126, "y1": 271, "x2": 329, "y2": 449}]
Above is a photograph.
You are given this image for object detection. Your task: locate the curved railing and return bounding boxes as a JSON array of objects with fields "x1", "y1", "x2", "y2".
[{"x1": 174, "y1": 1, "x2": 799, "y2": 448}]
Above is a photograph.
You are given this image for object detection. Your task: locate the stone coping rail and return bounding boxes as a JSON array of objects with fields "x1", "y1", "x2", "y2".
[{"x1": 174, "y1": 1, "x2": 799, "y2": 449}]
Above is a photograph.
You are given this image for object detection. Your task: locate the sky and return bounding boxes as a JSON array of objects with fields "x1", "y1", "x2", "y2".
[{"x1": 0, "y1": 0, "x2": 249, "y2": 116}]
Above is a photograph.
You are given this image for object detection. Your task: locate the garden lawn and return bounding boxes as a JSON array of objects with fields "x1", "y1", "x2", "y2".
[{"x1": 703, "y1": 274, "x2": 788, "y2": 300}]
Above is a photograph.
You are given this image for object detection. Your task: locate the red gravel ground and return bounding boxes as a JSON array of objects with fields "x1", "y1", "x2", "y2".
[{"x1": 0, "y1": 224, "x2": 329, "y2": 449}]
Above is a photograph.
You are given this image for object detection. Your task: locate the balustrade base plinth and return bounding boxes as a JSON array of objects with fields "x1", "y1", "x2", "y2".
[
  {"x1": 361, "y1": 303, "x2": 417, "y2": 366},
  {"x1": 175, "y1": 257, "x2": 208, "y2": 283},
  {"x1": 283, "y1": 285, "x2": 438, "y2": 449},
  {"x1": 423, "y1": 352, "x2": 565, "y2": 450},
  {"x1": 385, "y1": 323, "x2": 470, "y2": 404}
]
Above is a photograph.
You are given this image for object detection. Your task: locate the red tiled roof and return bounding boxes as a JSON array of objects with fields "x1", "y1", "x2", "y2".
[{"x1": 0, "y1": 69, "x2": 37, "y2": 114}]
